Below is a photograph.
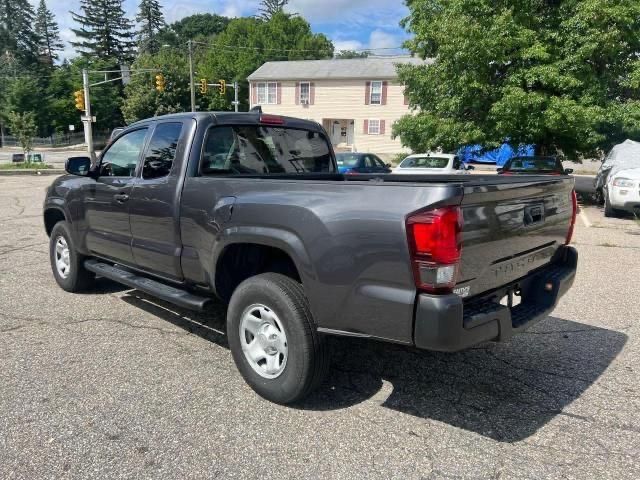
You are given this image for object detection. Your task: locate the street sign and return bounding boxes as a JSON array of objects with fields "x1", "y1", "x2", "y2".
[
  {"x1": 81, "y1": 115, "x2": 96, "y2": 122},
  {"x1": 69, "y1": 125, "x2": 75, "y2": 131}
]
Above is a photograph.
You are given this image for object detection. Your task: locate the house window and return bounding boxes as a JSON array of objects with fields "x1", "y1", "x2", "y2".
[
  {"x1": 370, "y1": 81, "x2": 382, "y2": 105},
  {"x1": 299, "y1": 82, "x2": 310, "y2": 104},
  {"x1": 256, "y1": 82, "x2": 278, "y2": 104},
  {"x1": 368, "y1": 119, "x2": 381, "y2": 135}
]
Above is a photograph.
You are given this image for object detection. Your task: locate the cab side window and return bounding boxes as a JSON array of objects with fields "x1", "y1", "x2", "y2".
[
  {"x1": 100, "y1": 128, "x2": 148, "y2": 177},
  {"x1": 453, "y1": 156, "x2": 462, "y2": 170},
  {"x1": 143, "y1": 122, "x2": 183, "y2": 179}
]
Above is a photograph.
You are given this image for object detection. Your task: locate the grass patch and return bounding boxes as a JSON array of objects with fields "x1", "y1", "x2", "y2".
[{"x1": 0, "y1": 162, "x2": 53, "y2": 170}]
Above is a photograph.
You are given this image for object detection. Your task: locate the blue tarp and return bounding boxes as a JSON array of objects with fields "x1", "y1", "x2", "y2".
[{"x1": 458, "y1": 143, "x2": 535, "y2": 166}]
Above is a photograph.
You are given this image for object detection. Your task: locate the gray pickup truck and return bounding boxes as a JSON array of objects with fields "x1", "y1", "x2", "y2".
[{"x1": 43, "y1": 111, "x2": 578, "y2": 404}]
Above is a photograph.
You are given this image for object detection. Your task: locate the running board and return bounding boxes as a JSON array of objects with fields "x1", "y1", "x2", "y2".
[{"x1": 84, "y1": 259, "x2": 211, "y2": 311}]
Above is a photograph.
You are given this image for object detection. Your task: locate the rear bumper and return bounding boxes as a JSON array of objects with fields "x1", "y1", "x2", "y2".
[{"x1": 413, "y1": 246, "x2": 578, "y2": 352}]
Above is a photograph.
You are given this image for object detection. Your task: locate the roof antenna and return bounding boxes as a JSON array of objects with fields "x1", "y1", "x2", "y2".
[{"x1": 250, "y1": 105, "x2": 262, "y2": 114}]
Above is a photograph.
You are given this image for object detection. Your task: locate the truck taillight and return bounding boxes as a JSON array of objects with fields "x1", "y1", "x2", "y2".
[
  {"x1": 406, "y1": 206, "x2": 462, "y2": 293},
  {"x1": 565, "y1": 190, "x2": 577, "y2": 245}
]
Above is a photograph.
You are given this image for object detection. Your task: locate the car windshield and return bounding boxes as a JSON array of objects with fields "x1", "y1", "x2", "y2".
[
  {"x1": 399, "y1": 156, "x2": 449, "y2": 168},
  {"x1": 335, "y1": 154, "x2": 361, "y2": 167},
  {"x1": 506, "y1": 156, "x2": 561, "y2": 172}
]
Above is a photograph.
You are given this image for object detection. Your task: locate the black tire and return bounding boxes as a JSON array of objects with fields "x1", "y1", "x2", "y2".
[
  {"x1": 603, "y1": 190, "x2": 617, "y2": 218},
  {"x1": 49, "y1": 221, "x2": 95, "y2": 292},
  {"x1": 227, "y1": 273, "x2": 329, "y2": 404}
]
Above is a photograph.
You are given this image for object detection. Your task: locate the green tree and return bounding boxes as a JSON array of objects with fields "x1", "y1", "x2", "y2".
[
  {"x1": 0, "y1": 0, "x2": 39, "y2": 62},
  {"x1": 7, "y1": 111, "x2": 37, "y2": 157},
  {"x1": 257, "y1": 0, "x2": 291, "y2": 21},
  {"x1": 394, "y1": 0, "x2": 640, "y2": 159},
  {"x1": 46, "y1": 61, "x2": 81, "y2": 133},
  {"x1": 156, "y1": 13, "x2": 229, "y2": 48},
  {"x1": 35, "y1": 0, "x2": 63, "y2": 65},
  {"x1": 122, "y1": 49, "x2": 191, "y2": 122},
  {"x1": 197, "y1": 13, "x2": 333, "y2": 111},
  {"x1": 71, "y1": 0, "x2": 136, "y2": 63},
  {"x1": 136, "y1": 0, "x2": 164, "y2": 54}
]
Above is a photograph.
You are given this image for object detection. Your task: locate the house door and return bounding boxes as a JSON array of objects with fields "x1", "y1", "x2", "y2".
[
  {"x1": 331, "y1": 122, "x2": 342, "y2": 145},
  {"x1": 347, "y1": 121, "x2": 354, "y2": 145}
]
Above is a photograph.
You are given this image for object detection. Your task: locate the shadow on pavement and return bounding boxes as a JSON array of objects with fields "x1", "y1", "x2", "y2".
[{"x1": 118, "y1": 290, "x2": 626, "y2": 443}]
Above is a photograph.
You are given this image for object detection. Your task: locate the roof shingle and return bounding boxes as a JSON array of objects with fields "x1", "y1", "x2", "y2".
[{"x1": 247, "y1": 56, "x2": 432, "y2": 81}]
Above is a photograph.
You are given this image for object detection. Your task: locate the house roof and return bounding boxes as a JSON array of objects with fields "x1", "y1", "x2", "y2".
[{"x1": 247, "y1": 56, "x2": 432, "y2": 81}]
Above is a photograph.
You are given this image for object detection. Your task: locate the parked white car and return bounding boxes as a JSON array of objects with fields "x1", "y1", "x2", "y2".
[
  {"x1": 393, "y1": 153, "x2": 474, "y2": 175},
  {"x1": 604, "y1": 169, "x2": 640, "y2": 217},
  {"x1": 596, "y1": 140, "x2": 640, "y2": 217}
]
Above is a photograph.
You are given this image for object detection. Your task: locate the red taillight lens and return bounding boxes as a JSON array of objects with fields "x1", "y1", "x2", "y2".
[
  {"x1": 407, "y1": 206, "x2": 462, "y2": 293},
  {"x1": 565, "y1": 190, "x2": 577, "y2": 245},
  {"x1": 259, "y1": 114, "x2": 284, "y2": 125}
]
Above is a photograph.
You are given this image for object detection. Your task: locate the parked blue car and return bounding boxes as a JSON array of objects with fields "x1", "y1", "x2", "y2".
[{"x1": 335, "y1": 152, "x2": 392, "y2": 174}]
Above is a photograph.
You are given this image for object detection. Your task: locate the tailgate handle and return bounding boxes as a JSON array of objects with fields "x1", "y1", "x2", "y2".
[{"x1": 524, "y1": 204, "x2": 544, "y2": 226}]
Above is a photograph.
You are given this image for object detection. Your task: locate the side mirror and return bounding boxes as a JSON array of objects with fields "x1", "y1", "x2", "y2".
[
  {"x1": 385, "y1": 163, "x2": 392, "y2": 168},
  {"x1": 564, "y1": 168, "x2": 574, "y2": 175},
  {"x1": 466, "y1": 164, "x2": 475, "y2": 170},
  {"x1": 66, "y1": 156, "x2": 92, "y2": 176},
  {"x1": 496, "y1": 167, "x2": 503, "y2": 174}
]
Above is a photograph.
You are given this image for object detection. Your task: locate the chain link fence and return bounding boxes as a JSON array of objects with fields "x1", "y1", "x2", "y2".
[{"x1": 1, "y1": 131, "x2": 111, "y2": 149}]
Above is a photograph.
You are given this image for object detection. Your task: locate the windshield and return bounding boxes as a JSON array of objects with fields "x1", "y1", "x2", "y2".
[
  {"x1": 201, "y1": 126, "x2": 334, "y2": 174},
  {"x1": 335, "y1": 154, "x2": 361, "y2": 168},
  {"x1": 399, "y1": 156, "x2": 450, "y2": 168},
  {"x1": 505, "y1": 156, "x2": 562, "y2": 172}
]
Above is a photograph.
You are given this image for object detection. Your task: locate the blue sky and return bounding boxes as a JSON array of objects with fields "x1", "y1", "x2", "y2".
[{"x1": 45, "y1": 0, "x2": 410, "y2": 61}]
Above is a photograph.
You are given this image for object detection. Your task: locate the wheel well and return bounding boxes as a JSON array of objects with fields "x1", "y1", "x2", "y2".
[
  {"x1": 44, "y1": 208, "x2": 66, "y2": 236},
  {"x1": 215, "y1": 243, "x2": 301, "y2": 303}
]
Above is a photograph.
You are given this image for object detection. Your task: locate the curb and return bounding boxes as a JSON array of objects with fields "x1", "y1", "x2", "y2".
[{"x1": 0, "y1": 169, "x2": 65, "y2": 176}]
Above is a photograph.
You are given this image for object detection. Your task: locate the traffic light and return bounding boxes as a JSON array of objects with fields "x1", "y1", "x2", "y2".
[
  {"x1": 155, "y1": 73, "x2": 165, "y2": 92},
  {"x1": 199, "y1": 78, "x2": 208, "y2": 94},
  {"x1": 219, "y1": 79, "x2": 226, "y2": 95},
  {"x1": 74, "y1": 90, "x2": 85, "y2": 111}
]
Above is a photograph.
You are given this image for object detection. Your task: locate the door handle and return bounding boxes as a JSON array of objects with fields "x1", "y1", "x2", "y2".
[{"x1": 114, "y1": 193, "x2": 129, "y2": 203}]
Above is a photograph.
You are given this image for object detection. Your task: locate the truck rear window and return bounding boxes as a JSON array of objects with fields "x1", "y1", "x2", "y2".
[{"x1": 201, "y1": 126, "x2": 334, "y2": 175}]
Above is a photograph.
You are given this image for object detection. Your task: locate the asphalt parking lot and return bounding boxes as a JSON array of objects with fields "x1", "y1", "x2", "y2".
[{"x1": 1, "y1": 176, "x2": 639, "y2": 479}]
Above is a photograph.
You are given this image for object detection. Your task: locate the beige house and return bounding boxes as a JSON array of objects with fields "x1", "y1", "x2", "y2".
[{"x1": 247, "y1": 56, "x2": 431, "y2": 158}]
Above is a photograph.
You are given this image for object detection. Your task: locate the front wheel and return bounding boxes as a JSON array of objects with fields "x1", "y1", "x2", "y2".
[
  {"x1": 227, "y1": 273, "x2": 329, "y2": 404},
  {"x1": 603, "y1": 190, "x2": 618, "y2": 218},
  {"x1": 49, "y1": 221, "x2": 95, "y2": 292}
]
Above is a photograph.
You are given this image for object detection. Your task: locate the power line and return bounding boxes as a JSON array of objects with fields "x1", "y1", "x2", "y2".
[{"x1": 190, "y1": 39, "x2": 408, "y2": 54}]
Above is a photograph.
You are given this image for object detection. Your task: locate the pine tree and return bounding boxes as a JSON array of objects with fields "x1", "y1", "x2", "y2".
[
  {"x1": 257, "y1": 0, "x2": 290, "y2": 21},
  {"x1": 35, "y1": 0, "x2": 63, "y2": 65},
  {"x1": 136, "y1": 0, "x2": 164, "y2": 54},
  {"x1": 0, "y1": 0, "x2": 39, "y2": 62},
  {"x1": 70, "y1": 0, "x2": 136, "y2": 63}
]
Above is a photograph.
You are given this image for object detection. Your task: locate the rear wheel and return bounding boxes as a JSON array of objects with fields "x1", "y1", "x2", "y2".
[
  {"x1": 49, "y1": 221, "x2": 95, "y2": 292},
  {"x1": 227, "y1": 273, "x2": 329, "y2": 404}
]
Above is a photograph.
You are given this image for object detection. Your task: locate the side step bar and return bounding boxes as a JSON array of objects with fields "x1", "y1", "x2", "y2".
[{"x1": 84, "y1": 259, "x2": 211, "y2": 311}]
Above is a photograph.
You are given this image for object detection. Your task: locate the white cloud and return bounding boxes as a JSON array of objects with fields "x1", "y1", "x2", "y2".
[
  {"x1": 331, "y1": 29, "x2": 406, "y2": 56},
  {"x1": 368, "y1": 29, "x2": 400, "y2": 50},
  {"x1": 333, "y1": 39, "x2": 366, "y2": 52},
  {"x1": 58, "y1": 28, "x2": 79, "y2": 63},
  {"x1": 287, "y1": 0, "x2": 407, "y2": 25}
]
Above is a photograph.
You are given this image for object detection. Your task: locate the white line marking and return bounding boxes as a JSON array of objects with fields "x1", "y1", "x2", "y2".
[{"x1": 580, "y1": 209, "x2": 592, "y2": 228}]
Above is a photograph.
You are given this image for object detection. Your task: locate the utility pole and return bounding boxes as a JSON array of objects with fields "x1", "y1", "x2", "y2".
[
  {"x1": 233, "y1": 81, "x2": 239, "y2": 112},
  {"x1": 82, "y1": 69, "x2": 95, "y2": 162},
  {"x1": 188, "y1": 40, "x2": 196, "y2": 112}
]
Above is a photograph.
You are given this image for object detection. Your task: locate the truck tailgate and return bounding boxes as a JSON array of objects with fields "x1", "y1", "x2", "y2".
[{"x1": 455, "y1": 176, "x2": 574, "y2": 299}]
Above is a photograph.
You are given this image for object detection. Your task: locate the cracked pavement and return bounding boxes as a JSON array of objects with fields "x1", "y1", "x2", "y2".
[{"x1": 1, "y1": 176, "x2": 639, "y2": 479}]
